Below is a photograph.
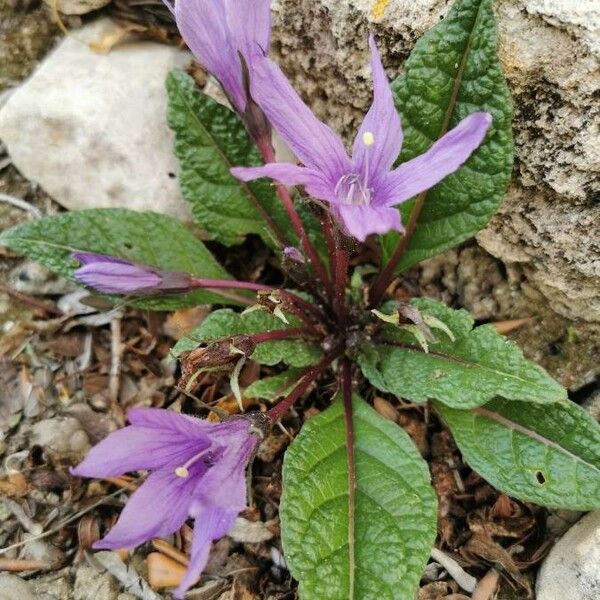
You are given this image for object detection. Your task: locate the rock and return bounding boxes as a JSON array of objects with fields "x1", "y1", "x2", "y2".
[
  {"x1": 20, "y1": 535, "x2": 65, "y2": 569},
  {"x1": 583, "y1": 389, "x2": 600, "y2": 422},
  {"x1": 9, "y1": 260, "x2": 75, "y2": 296},
  {"x1": 74, "y1": 565, "x2": 120, "y2": 600},
  {"x1": 30, "y1": 568, "x2": 73, "y2": 600},
  {"x1": 43, "y1": 0, "x2": 111, "y2": 16},
  {"x1": 536, "y1": 510, "x2": 600, "y2": 600},
  {"x1": 0, "y1": 574, "x2": 35, "y2": 600},
  {"x1": 30, "y1": 416, "x2": 90, "y2": 460},
  {"x1": 269, "y1": 0, "x2": 600, "y2": 323},
  {"x1": 0, "y1": 19, "x2": 191, "y2": 222}
]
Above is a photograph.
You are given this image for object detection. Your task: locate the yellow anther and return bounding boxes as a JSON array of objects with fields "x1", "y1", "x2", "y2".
[
  {"x1": 175, "y1": 466, "x2": 189, "y2": 478},
  {"x1": 362, "y1": 131, "x2": 375, "y2": 146}
]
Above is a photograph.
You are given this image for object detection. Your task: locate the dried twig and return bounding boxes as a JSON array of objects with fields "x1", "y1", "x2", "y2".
[
  {"x1": 0, "y1": 488, "x2": 124, "y2": 556},
  {"x1": 0, "y1": 284, "x2": 63, "y2": 316},
  {"x1": 0, "y1": 558, "x2": 48, "y2": 571},
  {"x1": 430, "y1": 547, "x2": 477, "y2": 593},
  {"x1": 3, "y1": 498, "x2": 42, "y2": 535},
  {"x1": 471, "y1": 568, "x2": 501, "y2": 600},
  {"x1": 0, "y1": 192, "x2": 42, "y2": 218},
  {"x1": 109, "y1": 317, "x2": 123, "y2": 404}
]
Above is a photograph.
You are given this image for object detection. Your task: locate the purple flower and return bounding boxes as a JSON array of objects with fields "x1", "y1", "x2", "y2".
[
  {"x1": 231, "y1": 37, "x2": 493, "y2": 241},
  {"x1": 72, "y1": 408, "x2": 265, "y2": 598},
  {"x1": 170, "y1": 0, "x2": 272, "y2": 112},
  {"x1": 72, "y1": 252, "x2": 193, "y2": 296}
]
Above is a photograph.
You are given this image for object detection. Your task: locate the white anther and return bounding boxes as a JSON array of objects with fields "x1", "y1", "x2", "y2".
[
  {"x1": 362, "y1": 131, "x2": 375, "y2": 146},
  {"x1": 175, "y1": 466, "x2": 189, "y2": 478}
]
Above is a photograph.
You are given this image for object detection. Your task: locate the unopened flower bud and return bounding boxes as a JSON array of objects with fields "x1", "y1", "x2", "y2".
[{"x1": 72, "y1": 252, "x2": 193, "y2": 297}]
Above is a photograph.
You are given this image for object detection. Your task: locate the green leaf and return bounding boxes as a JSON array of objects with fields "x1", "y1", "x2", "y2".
[
  {"x1": 384, "y1": 0, "x2": 513, "y2": 270},
  {"x1": 166, "y1": 70, "x2": 294, "y2": 248},
  {"x1": 281, "y1": 397, "x2": 437, "y2": 600},
  {"x1": 358, "y1": 298, "x2": 566, "y2": 409},
  {"x1": 172, "y1": 308, "x2": 322, "y2": 368},
  {"x1": 0, "y1": 209, "x2": 231, "y2": 310},
  {"x1": 244, "y1": 369, "x2": 303, "y2": 401},
  {"x1": 436, "y1": 398, "x2": 600, "y2": 510}
]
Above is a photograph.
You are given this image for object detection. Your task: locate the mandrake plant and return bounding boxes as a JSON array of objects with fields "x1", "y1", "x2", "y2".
[{"x1": 2, "y1": 0, "x2": 600, "y2": 598}]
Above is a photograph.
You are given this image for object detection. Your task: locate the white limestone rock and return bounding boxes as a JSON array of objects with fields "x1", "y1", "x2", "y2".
[
  {"x1": 0, "y1": 19, "x2": 192, "y2": 222},
  {"x1": 269, "y1": 0, "x2": 600, "y2": 322},
  {"x1": 42, "y1": 0, "x2": 111, "y2": 16},
  {"x1": 536, "y1": 510, "x2": 600, "y2": 600}
]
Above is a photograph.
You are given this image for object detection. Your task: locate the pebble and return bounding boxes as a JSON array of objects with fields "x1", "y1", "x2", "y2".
[
  {"x1": 536, "y1": 510, "x2": 600, "y2": 600},
  {"x1": 0, "y1": 574, "x2": 35, "y2": 600},
  {"x1": 42, "y1": 0, "x2": 111, "y2": 16},
  {"x1": 0, "y1": 19, "x2": 191, "y2": 221},
  {"x1": 30, "y1": 416, "x2": 90, "y2": 459}
]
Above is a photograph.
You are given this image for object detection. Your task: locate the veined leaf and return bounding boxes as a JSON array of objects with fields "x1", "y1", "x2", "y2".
[
  {"x1": 358, "y1": 298, "x2": 566, "y2": 409},
  {"x1": 166, "y1": 70, "x2": 294, "y2": 248},
  {"x1": 436, "y1": 398, "x2": 600, "y2": 510},
  {"x1": 281, "y1": 397, "x2": 437, "y2": 600},
  {"x1": 382, "y1": 0, "x2": 513, "y2": 270},
  {"x1": 0, "y1": 209, "x2": 231, "y2": 310},
  {"x1": 172, "y1": 308, "x2": 322, "y2": 368},
  {"x1": 244, "y1": 369, "x2": 303, "y2": 401}
]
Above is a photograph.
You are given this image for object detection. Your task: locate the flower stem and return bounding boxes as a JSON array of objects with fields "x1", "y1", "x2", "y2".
[
  {"x1": 333, "y1": 247, "x2": 349, "y2": 326},
  {"x1": 259, "y1": 143, "x2": 334, "y2": 300},
  {"x1": 341, "y1": 359, "x2": 356, "y2": 597},
  {"x1": 367, "y1": 190, "x2": 426, "y2": 308},
  {"x1": 266, "y1": 349, "x2": 340, "y2": 422}
]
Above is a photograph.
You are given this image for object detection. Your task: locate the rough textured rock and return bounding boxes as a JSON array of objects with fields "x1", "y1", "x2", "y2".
[
  {"x1": 270, "y1": 0, "x2": 600, "y2": 323},
  {"x1": 417, "y1": 244, "x2": 600, "y2": 391},
  {"x1": 536, "y1": 510, "x2": 600, "y2": 600},
  {"x1": 30, "y1": 416, "x2": 90, "y2": 460},
  {"x1": 0, "y1": 18, "x2": 192, "y2": 222},
  {"x1": 42, "y1": 0, "x2": 111, "y2": 16},
  {"x1": 0, "y1": 574, "x2": 35, "y2": 600},
  {"x1": 74, "y1": 565, "x2": 120, "y2": 600}
]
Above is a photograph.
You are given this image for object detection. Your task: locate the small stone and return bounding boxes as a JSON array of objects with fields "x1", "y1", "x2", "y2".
[
  {"x1": 583, "y1": 390, "x2": 600, "y2": 422},
  {"x1": 74, "y1": 565, "x2": 120, "y2": 600},
  {"x1": 228, "y1": 517, "x2": 275, "y2": 544},
  {"x1": 0, "y1": 574, "x2": 35, "y2": 600},
  {"x1": 42, "y1": 0, "x2": 111, "y2": 16},
  {"x1": 30, "y1": 416, "x2": 90, "y2": 459},
  {"x1": 0, "y1": 19, "x2": 191, "y2": 222},
  {"x1": 20, "y1": 534, "x2": 64, "y2": 568},
  {"x1": 536, "y1": 510, "x2": 600, "y2": 600},
  {"x1": 8, "y1": 261, "x2": 75, "y2": 296}
]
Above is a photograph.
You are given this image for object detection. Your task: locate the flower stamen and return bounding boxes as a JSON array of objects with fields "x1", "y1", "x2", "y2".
[{"x1": 174, "y1": 449, "x2": 216, "y2": 478}]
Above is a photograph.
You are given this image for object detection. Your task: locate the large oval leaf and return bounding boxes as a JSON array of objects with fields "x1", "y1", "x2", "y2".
[
  {"x1": 281, "y1": 397, "x2": 437, "y2": 600},
  {"x1": 0, "y1": 208, "x2": 231, "y2": 309},
  {"x1": 436, "y1": 398, "x2": 600, "y2": 510},
  {"x1": 358, "y1": 298, "x2": 566, "y2": 409},
  {"x1": 382, "y1": 0, "x2": 513, "y2": 270},
  {"x1": 166, "y1": 70, "x2": 294, "y2": 248}
]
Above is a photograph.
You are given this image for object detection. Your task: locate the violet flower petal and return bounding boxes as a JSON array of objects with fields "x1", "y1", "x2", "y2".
[
  {"x1": 380, "y1": 111, "x2": 493, "y2": 206},
  {"x1": 72, "y1": 252, "x2": 131, "y2": 266},
  {"x1": 249, "y1": 56, "x2": 350, "y2": 182},
  {"x1": 93, "y1": 468, "x2": 203, "y2": 550},
  {"x1": 352, "y1": 36, "x2": 403, "y2": 182},
  {"x1": 174, "y1": 0, "x2": 246, "y2": 111},
  {"x1": 173, "y1": 506, "x2": 237, "y2": 598},
  {"x1": 225, "y1": 0, "x2": 271, "y2": 59},
  {"x1": 71, "y1": 426, "x2": 209, "y2": 477},
  {"x1": 334, "y1": 204, "x2": 404, "y2": 242},
  {"x1": 73, "y1": 257, "x2": 163, "y2": 294}
]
